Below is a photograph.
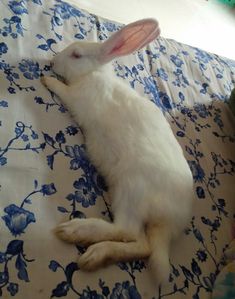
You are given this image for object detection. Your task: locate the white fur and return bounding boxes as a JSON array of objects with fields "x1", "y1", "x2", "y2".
[{"x1": 42, "y1": 19, "x2": 193, "y2": 284}]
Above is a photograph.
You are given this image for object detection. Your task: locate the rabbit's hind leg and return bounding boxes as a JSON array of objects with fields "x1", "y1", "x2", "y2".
[
  {"x1": 78, "y1": 236, "x2": 151, "y2": 271},
  {"x1": 55, "y1": 218, "x2": 136, "y2": 246}
]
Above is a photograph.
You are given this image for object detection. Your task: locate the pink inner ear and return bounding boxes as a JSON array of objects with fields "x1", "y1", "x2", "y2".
[
  {"x1": 71, "y1": 51, "x2": 82, "y2": 59},
  {"x1": 109, "y1": 40, "x2": 126, "y2": 56},
  {"x1": 100, "y1": 19, "x2": 160, "y2": 63}
]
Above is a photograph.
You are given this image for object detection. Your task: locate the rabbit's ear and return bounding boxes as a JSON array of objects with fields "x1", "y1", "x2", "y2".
[{"x1": 99, "y1": 18, "x2": 160, "y2": 63}]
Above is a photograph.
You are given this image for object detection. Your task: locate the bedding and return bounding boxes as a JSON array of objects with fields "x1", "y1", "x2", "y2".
[{"x1": 0, "y1": 0, "x2": 235, "y2": 298}]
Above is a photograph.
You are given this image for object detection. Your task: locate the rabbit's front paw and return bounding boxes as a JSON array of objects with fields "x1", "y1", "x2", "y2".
[
  {"x1": 41, "y1": 76, "x2": 56, "y2": 91},
  {"x1": 78, "y1": 242, "x2": 110, "y2": 271},
  {"x1": 54, "y1": 219, "x2": 95, "y2": 246},
  {"x1": 41, "y1": 75, "x2": 68, "y2": 98}
]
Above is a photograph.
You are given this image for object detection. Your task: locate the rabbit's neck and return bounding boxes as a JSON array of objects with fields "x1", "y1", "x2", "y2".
[
  {"x1": 68, "y1": 63, "x2": 113, "y2": 85},
  {"x1": 68, "y1": 65, "x2": 116, "y2": 128}
]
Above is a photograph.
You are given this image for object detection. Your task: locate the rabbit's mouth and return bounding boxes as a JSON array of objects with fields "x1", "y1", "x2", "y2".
[
  {"x1": 56, "y1": 73, "x2": 66, "y2": 83},
  {"x1": 52, "y1": 68, "x2": 66, "y2": 83},
  {"x1": 50, "y1": 62, "x2": 66, "y2": 83},
  {"x1": 50, "y1": 57, "x2": 63, "y2": 78}
]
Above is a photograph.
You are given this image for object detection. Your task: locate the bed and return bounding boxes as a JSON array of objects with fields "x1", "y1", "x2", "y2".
[{"x1": 0, "y1": 0, "x2": 235, "y2": 298}]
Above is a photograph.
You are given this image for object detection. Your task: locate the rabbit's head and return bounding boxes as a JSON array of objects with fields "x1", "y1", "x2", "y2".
[{"x1": 52, "y1": 18, "x2": 160, "y2": 83}]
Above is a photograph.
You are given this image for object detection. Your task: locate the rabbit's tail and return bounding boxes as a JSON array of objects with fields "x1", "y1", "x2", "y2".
[{"x1": 147, "y1": 225, "x2": 171, "y2": 284}]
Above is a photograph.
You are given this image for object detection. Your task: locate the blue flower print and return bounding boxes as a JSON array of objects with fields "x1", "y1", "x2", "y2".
[
  {"x1": 80, "y1": 289, "x2": 104, "y2": 299},
  {"x1": 196, "y1": 249, "x2": 208, "y2": 262},
  {"x1": 196, "y1": 186, "x2": 205, "y2": 199},
  {"x1": 0, "y1": 157, "x2": 7, "y2": 166},
  {"x1": 194, "y1": 104, "x2": 210, "y2": 118},
  {"x1": 37, "y1": 36, "x2": 57, "y2": 53},
  {"x1": 54, "y1": 2, "x2": 75, "y2": 20},
  {"x1": 0, "y1": 239, "x2": 33, "y2": 296},
  {"x1": 65, "y1": 126, "x2": 79, "y2": 136},
  {"x1": 65, "y1": 145, "x2": 79, "y2": 170},
  {"x1": 15, "y1": 126, "x2": 23, "y2": 136},
  {"x1": 34, "y1": 93, "x2": 66, "y2": 113},
  {"x1": 73, "y1": 178, "x2": 97, "y2": 208},
  {"x1": 32, "y1": 0, "x2": 42, "y2": 5},
  {"x1": 0, "y1": 58, "x2": 34, "y2": 93},
  {"x1": 89, "y1": 171, "x2": 108, "y2": 194},
  {"x1": 172, "y1": 68, "x2": 189, "y2": 87},
  {"x1": 214, "y1": 114, "x2": 224, "y2": 129},
  {"x1": 7, "y1": 283, "x2": 19, "y2": 296},
  {"x1": 49, "y1": 261, "x2": 80, "y2": 297},
  {"x1": 159, "y1": 91, "x2": 172, "y2": 110},
  {"x1": 0, "y1": 16, "x2": 26, "y2": 38},
  {"x1": 194, "y1": 48, "x2": 213, "y2": 64},
  {"x1": 177, "y1": 131, "x2": 185, "y2": 137},
  {"x1": 0, "y1": 253, "x2": 6, "y2": 263},
  {"x1": 110, "y1": 281, "x2": 141, "y2": 299},
  {"x1": 170, "y1": 55, "x2": 184, "y2": 67},
  {"x1": 0, "y1": 271, "x2": 8, "y2": 284},
  {"x1": 55, "y1": 131, "x2": 66, "y2": 144},
  {"x1": 156, "y1": 68, "x2": 168, "y2": 81},
  {"x1": 0, "y1": 42, "x2": 8, "y2": 55},
  {"x1": 51, "y1": 281, "x2": 70, "y2": 298},
  {"x1": 34, "y1": 96, "x2": 44, "y2": 104},
  {"x1": 1, "y1": 181, "x2": 57, "y2": 237},
  {"x1": 21, "y1": 134, "x2": 29, "y2": 142},
  {"x1": 2, "y1": 204, "x2": 36, "y2": 236},
  {"x1": 188, "y1": 161, "x2": 205, "y2": 182},
  {"x1": 8, "y1": 1, "x2": 28, "y2": 15},
  {"x1": 142, "y1": 76, "x2": 159, "y2": 105},
  {"x1": 65, "y1": 144, "x2": 90, "y2": 171},
  {"x1": 18, "y1": 59, "x2": 41, "y2": 80},
  {"x1": 45, "y1": 2, "x2": 89, "y2": 41},
  {"x1": 41, "y1": 183, "x2": 57, "y2": 196},
  {"x1": 103, "y1": 22, "x2": 120, "y2": 32},
  {"x1": 8, "y1": 87, "x2": 16, "y2": 94},
  {"x1": 58, "y1": 6, "x2": 71, "y2": 20},
  {"x1": 99, "y1": 280, "x2": 110, "y2": 297},
  {"x1": 136, "y1": 64, "x2": 144, "y2": 71},
  {"x1": 49, "y1": 260, "x2": 60, "y2": 272},
  {"x1": 0, "y1": 100, "x2": 8, "y2": 107},
  {"x1": 200, "y1": 82, "x2": 209, "y2": 94},
  {"x1": 31, "y1": 131, "x2": 38, "y2": 140}
]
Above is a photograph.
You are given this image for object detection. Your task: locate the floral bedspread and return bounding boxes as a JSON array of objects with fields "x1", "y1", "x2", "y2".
[{"x1": 0, "y1": 0, "x2": 235, "y2": 298}]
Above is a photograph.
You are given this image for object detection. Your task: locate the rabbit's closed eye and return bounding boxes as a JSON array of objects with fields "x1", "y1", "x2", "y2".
[{"x1": 71, "y1": 51, "x2": 82, "y2": 59}]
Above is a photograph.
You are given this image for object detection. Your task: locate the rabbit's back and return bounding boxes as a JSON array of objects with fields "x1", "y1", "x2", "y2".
[
  {"x1": 80, "y1": 74, "x2": 186, "y2": 171},
  {"x1": 76, "y1": 73, "x2": 192, "y2": 199}
]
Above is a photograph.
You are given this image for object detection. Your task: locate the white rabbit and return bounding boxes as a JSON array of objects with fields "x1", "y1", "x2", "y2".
[{"x1": 41, "y1": 18, "x2": 193, "y2": 284}]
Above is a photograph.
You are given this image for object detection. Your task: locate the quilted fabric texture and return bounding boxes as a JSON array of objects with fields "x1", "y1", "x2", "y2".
[{"x1": 0, "y1": 0, "x2": 235, "y2": 298}]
